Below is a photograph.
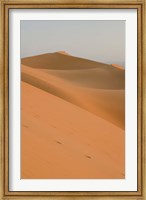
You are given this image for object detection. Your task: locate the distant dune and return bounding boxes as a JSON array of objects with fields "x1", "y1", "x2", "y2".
[{"x1": 21, "y1": 52, "x2": 125, "y2": 179}]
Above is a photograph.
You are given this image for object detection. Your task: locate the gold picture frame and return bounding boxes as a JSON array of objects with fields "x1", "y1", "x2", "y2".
[{"x1": 0, "y1": 0, "x2": 145, "y2": 199}]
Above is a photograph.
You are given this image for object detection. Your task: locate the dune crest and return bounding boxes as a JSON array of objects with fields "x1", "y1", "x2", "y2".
[
  {"x1": 56, "y1": 51, "x2": 71, "y2": 56},
  {"x1": 21, "y1": 52, "x2": 125, "y2": 179},
  {"x1": 112, "y1": 63, "x2": 124, "y2": 70}
]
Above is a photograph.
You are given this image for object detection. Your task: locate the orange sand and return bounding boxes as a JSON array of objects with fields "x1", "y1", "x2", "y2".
[
  {"x1": 21, "y1": 52, "x2": 125, "y2": 179},
  {"x1": 112, "y1": 63, "x2": 125, "y2": 70}
]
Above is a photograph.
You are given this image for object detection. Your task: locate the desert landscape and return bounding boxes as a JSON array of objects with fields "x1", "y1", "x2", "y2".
[{"x1": 21, "y1": 51, "x2": 125, "y2": 179}]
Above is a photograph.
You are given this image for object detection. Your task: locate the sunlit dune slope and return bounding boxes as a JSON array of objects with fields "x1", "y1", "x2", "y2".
[{"x1": 22, "y1": 81, "x2": 125, "y2": 179}]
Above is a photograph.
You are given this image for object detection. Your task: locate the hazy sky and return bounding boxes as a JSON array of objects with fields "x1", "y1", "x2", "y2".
[{"x1": 21, "y1": 20, "x2": 125, "y2": 66}]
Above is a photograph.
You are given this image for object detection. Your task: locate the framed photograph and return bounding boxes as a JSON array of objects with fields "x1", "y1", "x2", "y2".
[{"x1": 0, "y1": 0, "x2": 145, "y2": 199}]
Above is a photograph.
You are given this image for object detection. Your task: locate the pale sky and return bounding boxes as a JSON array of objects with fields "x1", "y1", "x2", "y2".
[{"x1": 21, "y1": 20, "x2": 125, "y2": 66}]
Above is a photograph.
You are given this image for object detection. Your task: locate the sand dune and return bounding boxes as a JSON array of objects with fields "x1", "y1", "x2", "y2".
[
  {"x1": 22, "y1": 64, "x2": 124, "y2": 129},
  {"x1": 22, "y1": 52, "x2": 121, "y2": 70},
  {"x1": 21, "y1": 52, "x2": 125, "y2": 179}
]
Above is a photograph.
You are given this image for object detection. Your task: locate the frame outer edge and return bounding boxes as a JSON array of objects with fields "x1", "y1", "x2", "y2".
[
  {"x1": 143, "y1": 0, "x2": 146, "y2": 200},
  {"x1": 0, "y1": 1, "x2": 145, "y2": 199},
  {"x1": 0, "y1": 1, "x2": 4, "y2": 200}
]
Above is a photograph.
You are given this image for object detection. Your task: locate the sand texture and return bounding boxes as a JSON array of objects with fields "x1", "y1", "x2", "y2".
[{"x1": 21, "y1": 52, "x2": 125, "y2": 179}]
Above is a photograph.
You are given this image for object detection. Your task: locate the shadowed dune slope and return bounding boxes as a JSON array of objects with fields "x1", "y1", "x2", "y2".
[
  {"x1": 44, "y1": 67, "x2": 124, "y2": 89},
  {"x1": 22, "y1": 64, "x2": 125, "y2": 129},
  {"x1": 22, "y1": 81, "x2": 125, "y2": 179},
  {"x1": 22, "y1": 52, "x2": 124, "y2": 72}
]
